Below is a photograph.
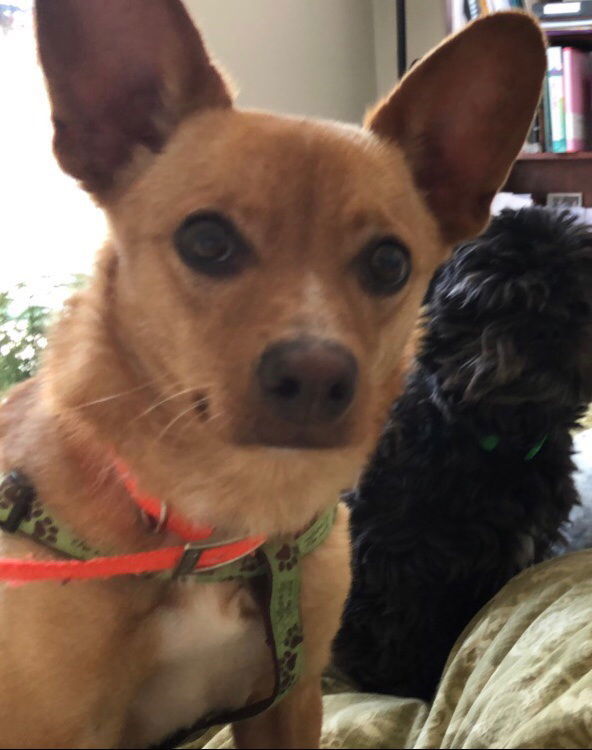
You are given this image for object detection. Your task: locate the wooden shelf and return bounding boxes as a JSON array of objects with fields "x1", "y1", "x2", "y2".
[
  {"x1": 517, "y1": 152, "x2": 592, "y2": 161},
  {"x1": 545, "y1": 31, "x2": 592, "y2": 46},
  {"x1": 511, "y1": 11, "x2": 592, "y2": 208},
  {"x1": 506, "y1": 151, "x2": 592, "y2": 206},
  {"x1": 440, "y1": 1, "x2": 592, "y2": 205},
  {"x1": 544, "y1": 29, "x2": 592, "y2": 47}
]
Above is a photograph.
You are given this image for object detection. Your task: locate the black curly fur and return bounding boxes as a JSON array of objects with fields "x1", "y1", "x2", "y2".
[{"x1": 333, "y1": 207, "x2": 592, "y2": 701}]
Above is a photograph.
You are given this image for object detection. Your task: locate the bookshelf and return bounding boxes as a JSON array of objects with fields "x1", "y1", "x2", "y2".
[
  {"x1": 443, "y1": 1, "x2": 592, "y2": 206},
  {"x1": 505, "y1": 21, "x2": 592, "y2": 204},
  {"x1": 507, "y1": 151, "x2": 592, "y2": 206}
]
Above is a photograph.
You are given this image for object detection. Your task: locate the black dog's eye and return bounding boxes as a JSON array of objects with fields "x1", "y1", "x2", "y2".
[
  {"x1": 174, "y1": 212, "x2": 250, "y2": 277},
  {"x1": 358, "y1": 239, "x2": 411, "y2": 296}
]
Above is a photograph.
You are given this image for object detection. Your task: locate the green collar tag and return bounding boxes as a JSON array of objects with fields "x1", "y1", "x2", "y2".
[
  {"x1": 479, "y1": 434, "x2": 500, "y2": 452},
  {"x1": 478, "y1": 433, "x2": 548, "y2": 462},
  {"x1": 524, "y1": 435, "x2": 548, "y2": 462}
]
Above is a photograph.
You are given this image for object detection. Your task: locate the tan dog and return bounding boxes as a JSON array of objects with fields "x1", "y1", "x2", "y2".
[{"x1": 0, "y1": 2, "x2": 544, "y2": 747}]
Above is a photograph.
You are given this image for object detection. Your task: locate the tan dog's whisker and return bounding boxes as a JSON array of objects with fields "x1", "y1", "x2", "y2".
[
  {"x1": 155, "y1": 403, "x2": 207, "y2": 444},
  {"x1": 168, "y1": 405, "x2": 225, "y2": 446},
  {"x1": 131, "y1": 386, "x2": 199, "y2": 424},
  {"x1": 74, "y1": 382, "x2": 156, "y2": 409},
  {"x1": 200, "y1": 411, "x2": 228, "y2": 430}
]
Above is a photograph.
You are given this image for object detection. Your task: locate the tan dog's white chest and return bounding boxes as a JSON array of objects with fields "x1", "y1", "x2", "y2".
[{"x1": 130, "y1": 581, "x2": 270, "y2": 745}]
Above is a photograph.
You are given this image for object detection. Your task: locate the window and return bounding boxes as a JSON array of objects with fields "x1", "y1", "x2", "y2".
[{"x1": 1, "y1": 2, "x2": 106, "y2": 309}]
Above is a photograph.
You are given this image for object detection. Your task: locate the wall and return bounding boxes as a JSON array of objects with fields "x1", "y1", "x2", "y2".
[
  {"x1": 374, "y1": 0, "x2": 448, "y2": 99},
  {"x1": 372, "y1": 0, "x2": 399, "y2": 100},
  {"x1": 184, "y1": 1, "x2": 448, "y2": 124},
  {"x1": 406, "y1": 0, "x2": 447, "y2": 68},
  {"x1": 185, "y1": 0, "x2": 377, "y2": 123}
]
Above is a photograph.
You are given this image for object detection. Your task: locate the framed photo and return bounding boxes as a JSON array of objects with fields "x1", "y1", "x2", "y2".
[{"x1": 547, "y1": 192, "x2": 584, "y2": 208}]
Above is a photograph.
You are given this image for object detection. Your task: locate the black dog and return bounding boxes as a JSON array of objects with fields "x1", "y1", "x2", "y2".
[{"x1": 333, "y1": 208, "x2": 592, "y2": 701}]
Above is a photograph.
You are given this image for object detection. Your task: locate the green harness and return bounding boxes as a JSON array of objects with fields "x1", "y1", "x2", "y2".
[{"x1": 0, "y1": 470, "x2": 337, "y2": 747}]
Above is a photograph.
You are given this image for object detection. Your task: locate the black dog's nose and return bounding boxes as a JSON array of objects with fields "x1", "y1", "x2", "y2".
[{"x1": 257, "y1": 338, "x2": 358, "y2": 424}]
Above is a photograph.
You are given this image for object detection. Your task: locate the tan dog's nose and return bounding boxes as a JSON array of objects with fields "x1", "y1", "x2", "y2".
[{"x1": 257, "y1": 338, "x2": 358, "y2": 424}]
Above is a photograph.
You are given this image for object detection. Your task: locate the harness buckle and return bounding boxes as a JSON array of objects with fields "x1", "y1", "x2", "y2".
[
  {"x1": 0, "y1": 471, "x2": 36, "y2": 534},
  {"x1": 172, "y1": 543, "x2": 205, "y2": 579},
  {"x1": 172, "y1": 535, "x2": 261, "y2": 579}
]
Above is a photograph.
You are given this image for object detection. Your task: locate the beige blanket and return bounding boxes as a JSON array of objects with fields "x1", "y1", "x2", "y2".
[{"x1": 188, "y1": 549, "x2": 592, "y2": 749}]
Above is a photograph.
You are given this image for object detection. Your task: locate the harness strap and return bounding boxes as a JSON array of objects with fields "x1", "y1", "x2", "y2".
[
  {"x1": 159, "y1": 537, "x2": 304, "y2": 748},
  {"x1": 0, "y1": 470, "x2": 332, "y2": 582},
  {"x1": 113, "y1": 457, "x2": 215, "y2": 541},
  {"x1": 0, "y1": 470, "x2": 337, "y2": 744},
  {"x1": 161, "y1": 509, "x2": 337, "y2": 746},
  {"x1": 0, "y1": 471, "x2": 266, "y2": 581}
]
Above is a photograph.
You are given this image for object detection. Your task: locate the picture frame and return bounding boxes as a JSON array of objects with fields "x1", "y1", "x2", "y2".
[{"x1": 547, "y1": 192, "x2": 584, "y2": 208}]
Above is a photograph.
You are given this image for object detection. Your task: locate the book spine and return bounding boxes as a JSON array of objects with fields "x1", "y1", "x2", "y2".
[
  {"x1": 537, "y1": 97, "x2": 546, "y2": 152},
  {"x1": 535, "y1": 1, "x2": 592, "y2": 21},
  {"x1": 523, "y1": 112, "x2": 543, "y2": 153},
  {"x1": 543, "y1": 72, "x2": 553, "y2": 152},
  {"x1": 587, "y1": 52, "x2": 592, "y2": 150},
  {"x1": 564, "y1": 48, "x2": 586, "y2": 152},
  {"x1": 523, "y1": 92, "x2": 544, "y2": 153},
  {"x1": 547, "y1": 47, "x2": 567, "y2": 153},
  {"x1": 465, "y1": 0, "x2": 481, "y2": 20}
]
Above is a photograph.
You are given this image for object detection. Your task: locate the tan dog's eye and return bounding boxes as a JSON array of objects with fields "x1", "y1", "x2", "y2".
[
  {"x1": 357, "y1": 239, "x2": 411, "y2": 296},
  {"x1": 174, "y1": 211, "x2": 252, "y2": 277}
]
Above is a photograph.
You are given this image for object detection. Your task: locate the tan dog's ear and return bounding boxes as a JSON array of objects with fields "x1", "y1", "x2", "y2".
[
  {"x1": 35, "y1": 0, "x2": 231, "y2": 198},
  {"x1": 367, "y1": 13, "x2": 546, "y2": 244}
]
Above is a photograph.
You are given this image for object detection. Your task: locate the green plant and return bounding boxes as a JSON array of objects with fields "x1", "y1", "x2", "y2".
[
  {"x1": 0, "y1": 291, "x2": 50, "y2": 392},
  {"x1": 0, "y1": 276, "x2": 87, "y2": 394}
]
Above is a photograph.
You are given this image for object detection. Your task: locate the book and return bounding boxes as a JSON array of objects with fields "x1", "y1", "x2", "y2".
[
  {"x1": 540, "y1": 19, "x2": 592, "y2": 31},
  {"x1": 547, "y1": 47, "x2": 567, "y2": 152},
  {"x1": 534, "y1": 1, "x2": 592, "y2": 21},
  {"x1": 524, "y1": 106, "x2": 543, "y2": 153},
  {"x1": 489, "y1": 0, "x2": 513, "y2": 9},
  {"x1": 523, "y1": 89, "x2": 545, "y2": 153},
  {"x1": 543, "y1": 74, "x2": 553, "y2": 152},
  {"x1": 464, "y1": 0, "x2": 481, "y2": 20},
  {"x1": 488, "y1": 0, "x2": 524, "y2": 10},
  {"x1": 563, "y1": 47, "x2": 588, "y2": 151}
]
